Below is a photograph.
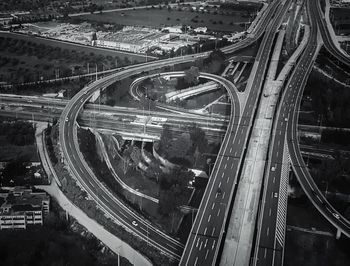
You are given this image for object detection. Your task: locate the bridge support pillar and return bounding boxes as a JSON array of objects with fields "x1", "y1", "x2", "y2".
[
  {"x1": 89, "y1": 88, "x2": 101, "y2": 103},
  {"x1": 336, "y1": 229, "x2": 341, "y2": 239}
]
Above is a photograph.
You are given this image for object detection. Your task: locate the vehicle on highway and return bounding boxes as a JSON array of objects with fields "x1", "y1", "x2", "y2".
[
  {"x1": 65, "y1": 117, "x2": 69, "y2": 122},
  {"x1": 217, "y1": 188, "x2": 222, "y2": 195},
  {"x1": 333, "y1": 213, "x2": 340, "y2": 219},
  {"x1": 271, "y1": 166, "x2": 276, "y2": 172},
  {"x1": 274, "y1": 192, "x2": 278, "y2": 198},
  {"x1": 132, "y1": 220, "x2": 138, "y2": 226},
  {"x1": 284, "y1": 118, "x2": 288, "y2": 122}
]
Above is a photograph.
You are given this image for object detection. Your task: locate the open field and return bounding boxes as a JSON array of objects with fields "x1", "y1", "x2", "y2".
[
  {"x1": 0, "y1": 31, "x2": 149, "y2": 64},
  {"x1": 0, "y1": 32, "x2": 149, "y2": 84},
  {"x1": 78, "y1": 8, "x2": 253, "y2": 32}
]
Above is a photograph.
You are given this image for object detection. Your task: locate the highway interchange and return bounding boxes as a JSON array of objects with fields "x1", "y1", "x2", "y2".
[
  {"x1": 57, "y1": 0, "x2": 282, "y2": 260},
  {"x1": 1, "y1": 0, "x2": 350, "y2": 264}
]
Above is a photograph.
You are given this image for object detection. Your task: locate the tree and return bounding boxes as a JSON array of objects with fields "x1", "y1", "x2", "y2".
[
  {"x1": 184, "y1": 66, "x2": 200, "y2": 85},
  {"x1": 158, "y1": 167, "x2": 194, "y2": 215},
  {"x1": 188, "y1": 123, "x2": 208, "y2": 153},
  {"x1": 167, "y1": 132, "x2": 192, "y2": 159}
]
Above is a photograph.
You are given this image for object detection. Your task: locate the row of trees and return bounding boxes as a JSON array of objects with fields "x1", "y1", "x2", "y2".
[{"x1": 0, "y1": 36, "x2": 136, "y2": 84}]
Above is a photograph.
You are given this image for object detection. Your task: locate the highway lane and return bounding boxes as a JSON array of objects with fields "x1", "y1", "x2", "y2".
[
  {"x1": 0, "y1": 93, "x2": 230, "y2": 122},
  {"x1": 286, "y1": 0, "x2": 350, "y2": 239},
  {"x1": 311, "y1": 0, "x2": 350, "y2": 66},
  {"x1": 60, "y1": 68, "x2": 240, "y2": 260},
  {"x1": 180, "y1": 1, "x2": 291, "y2": 265},
  {"x1": 0, "y1": 97, "x2": 229, "y2": 139},
  {"x1": 254, "y1": 1, "x2": 321, "y2": 264}
]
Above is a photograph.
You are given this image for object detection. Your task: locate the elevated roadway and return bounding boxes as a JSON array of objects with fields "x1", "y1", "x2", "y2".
[
  {"x1": 59, "y1": 66, "x2": 240, "y2": 260},
  {"x1": 287, "y1": 22, "x2": 350, "y2": 241},
  {"x1": 181, "y1": 1, "x2": 291, "y2": 265},
  {"x1": 1, "y1": 0, "x2": 282, "y2": 260}
]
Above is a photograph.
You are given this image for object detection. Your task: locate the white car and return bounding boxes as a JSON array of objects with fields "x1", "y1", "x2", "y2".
[
  {"x1": 274, "y1": 192, "x2": 278, "y2": 198},
  {"x1": 271, "y1": 166, "x2": 276, "y2": 172},
  {"x1": 333, "y1": 213, "x2": 340, "y2": 219},
  {"x1": 132, "y1": 220, "x2": 138, "y2": 226},
  {"x1": 65, "y1": 117, "x2": 69, "y2": 122}
]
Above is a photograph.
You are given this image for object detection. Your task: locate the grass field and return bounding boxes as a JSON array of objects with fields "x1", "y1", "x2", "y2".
[
  {"x1": 0, "y1": 32, "x2": 149, "y2": 61},
  {"x1": 79, "y1": 8, "x2": 252, "y2": 32},
  {"x1": 0, "y1": 31, "x2": 149, "y2": 84}
]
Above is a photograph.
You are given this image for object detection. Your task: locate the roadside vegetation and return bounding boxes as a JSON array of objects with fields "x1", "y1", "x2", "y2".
[
  {"x1": 0, "y1": 119, "x2": 48, "y2": 186},
  {"x1": 0, "y1": 196, "x2": 127, "y2": 266},
  {"x1": 301, "y1": 70, "x2": 350, "y2": 128},
  {"x1": 285, "y1": 180, "x2": 350, "y2": 266},
  {"x1": 298, "y1": 55, "x2": 350, "y2": 220},
  {"x1": 46, "y1": 123, "x2": 177, "y2": 265}
]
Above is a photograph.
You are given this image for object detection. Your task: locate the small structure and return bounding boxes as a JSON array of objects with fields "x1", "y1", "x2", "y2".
[
  {"x1": 194, "y1": 27, "x2": 208, "y2": 34},
  {"x1": 0, "y1": 187, "x2": 50, "y2": 230},
  {"x1": 162, "y1": 26, "x2": 183, "y2": 34},
  {"x1": 57, "y1": 89, "x2": 66, "y2": 98}
]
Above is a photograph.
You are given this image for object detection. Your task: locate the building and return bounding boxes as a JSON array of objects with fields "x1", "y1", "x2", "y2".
[
  {"x1": 162, "y1": 26, "x2": 183, "y2": 34},
  {"x1": 0, "y1": 15, "x2": 13, "y2": 25},
  {"x1": 0, "y1": 187, "x2": 50, "y2": 230},
  {"x1": 94, "y1": 27, "x2": 170, "y2": 53}
]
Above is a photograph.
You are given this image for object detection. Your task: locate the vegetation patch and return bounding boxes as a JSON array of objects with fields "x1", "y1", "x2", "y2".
[
  {"x1": 0, "y1": 32, "x2": 142, "y2": 84},
  {"x1": 47, "y1": 123, "x2": 177, "y2": 265}
]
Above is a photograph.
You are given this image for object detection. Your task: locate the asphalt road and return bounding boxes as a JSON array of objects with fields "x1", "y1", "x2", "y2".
[
  {"x1": 59, "y1": 66, "x2": 240, "y2": 260},
  {"x1": 287, "y1": 0, "x2": 350, "y2": 239},
  {"x1": 180, "y1": 1, "x2": 291, "y2": 265},
  {"x1": 254, "y1": 1, "x2": 320, "y2": 265},
  {"x1": 0, "y1": 0, "x2": 281, "y2": 260}
]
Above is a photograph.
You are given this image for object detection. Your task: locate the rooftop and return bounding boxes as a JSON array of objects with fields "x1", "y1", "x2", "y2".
[{"x1": 0, "y1": 187, "x2": 49, "y2": 215}]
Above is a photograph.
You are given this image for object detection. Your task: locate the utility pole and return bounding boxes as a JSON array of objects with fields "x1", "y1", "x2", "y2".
[{"x1": 95, "y1": 63, "x2": 98, "y2": 81}]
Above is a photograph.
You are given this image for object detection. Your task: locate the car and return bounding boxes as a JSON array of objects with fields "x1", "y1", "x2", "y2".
[
  {"x1": 274, "y1": 192, "x2": 278, "y2": 198},
  {"x1": 132, "y1": 220, "x2": 138, "y2": 226},
  {"x1": 65, "y1": 117, "x2": 69, "y2": 122},
  {"x1": 284, "y1": 118, "x2": 288, "y2": 122},
  {"x1": 217, "y1": 188, "x2": 222, "y2": 195},
  {"x1": 333, "y1": 213, "x2": 340, "y2": 219},
  {"x1": 271, "y1": 166, "x2": 276, "y2": 172}
]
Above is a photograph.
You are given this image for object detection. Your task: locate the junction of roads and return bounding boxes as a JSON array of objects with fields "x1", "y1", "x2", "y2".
[{"x1": 1, "y1": 0, "x2": 350, "y2": 265}]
